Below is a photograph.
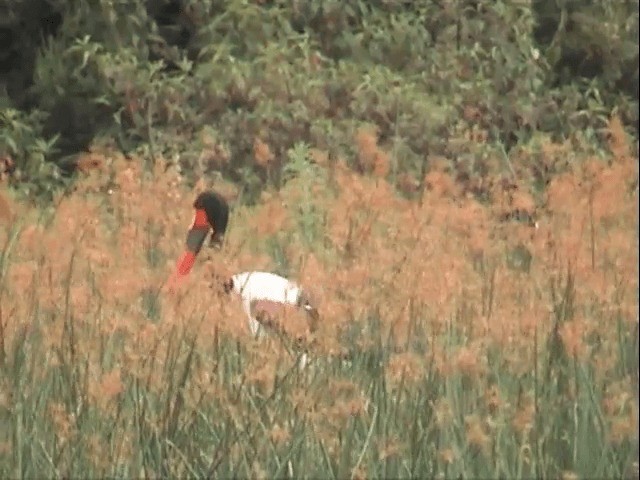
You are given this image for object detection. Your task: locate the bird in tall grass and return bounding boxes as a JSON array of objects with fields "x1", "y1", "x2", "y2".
[{"x1": 167, "y1": 191, "x2": 320, "y2": 348}]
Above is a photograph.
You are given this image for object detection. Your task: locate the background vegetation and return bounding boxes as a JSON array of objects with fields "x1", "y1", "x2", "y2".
[
  {"x1": 0, "y1": 118, "x2": 638, "y2": 478},
  {"x1": 0, "y1": 0, "x2": 638, "y2": 200},
  {"x1": 0, "y1": 0, "x2": 638, "y2": 478}
]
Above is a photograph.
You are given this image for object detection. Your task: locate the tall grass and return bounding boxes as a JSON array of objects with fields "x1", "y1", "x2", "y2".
[{"x1": 0, "y1": 118, "x2": 638, "y2": 478}]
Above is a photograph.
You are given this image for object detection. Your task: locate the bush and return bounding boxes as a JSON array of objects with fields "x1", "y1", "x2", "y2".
[{"x1": 0, "y1": 0, "x2": 637, "y2": 200}]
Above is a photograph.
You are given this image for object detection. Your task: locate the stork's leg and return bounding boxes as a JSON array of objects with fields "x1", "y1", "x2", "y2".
[
  {"x1": 248, "y1": 315, "x2": 264, "y2": 337},
  {"x1": 298, "y1": 352, "x2": 309, "y2": 370}
]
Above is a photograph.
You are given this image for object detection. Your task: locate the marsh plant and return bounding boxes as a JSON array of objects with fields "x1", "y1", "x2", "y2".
[{"x1": 0, "y1": 116, "x2": 637, "y2": 478}]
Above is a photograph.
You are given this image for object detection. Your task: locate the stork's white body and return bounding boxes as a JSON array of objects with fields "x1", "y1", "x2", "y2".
[{"x1": 228, "y1": 271, "x2": 305, "y2": 337}]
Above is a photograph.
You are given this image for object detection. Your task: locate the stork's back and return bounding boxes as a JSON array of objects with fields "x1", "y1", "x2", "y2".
[{"x1": 231, "y1": 271, "x2": 302, "y2": 306}]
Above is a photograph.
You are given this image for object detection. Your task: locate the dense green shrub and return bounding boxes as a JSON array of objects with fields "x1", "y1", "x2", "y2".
[{"x1": 0, "y1": 0, "x2": 637, "y2": 201}]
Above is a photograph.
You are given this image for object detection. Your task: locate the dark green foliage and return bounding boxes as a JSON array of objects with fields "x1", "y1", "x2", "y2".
[
  {"x1": 532, "y1": 0, "x2": 639, "y2": 100},
  {"x1": 0, "y1": 0, "x2": 638, "y2": 200},
  {"x1": 0, "y1": 108, "x2": 66, "y2": 199}
]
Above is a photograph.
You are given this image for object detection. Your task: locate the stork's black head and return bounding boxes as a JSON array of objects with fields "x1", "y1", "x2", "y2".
[
  {"x1": 173, "y1": 190, "x2": 230, "y2": 279},
  {"x1": 193, "y1": 191, "x2": 230, "y2": 249}
]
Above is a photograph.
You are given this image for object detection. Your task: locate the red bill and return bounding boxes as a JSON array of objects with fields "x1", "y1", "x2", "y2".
[
  {"x1": 173, "y1": 208, "x2": 210, "y2": 279},
  {"x1": 168, "y1": 191, "x2": 230, "y2": 292}
]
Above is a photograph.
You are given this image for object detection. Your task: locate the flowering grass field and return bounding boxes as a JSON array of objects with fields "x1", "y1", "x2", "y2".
[{"x1": 0, "y1": 119, "x2": 638, "y2": 478}]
